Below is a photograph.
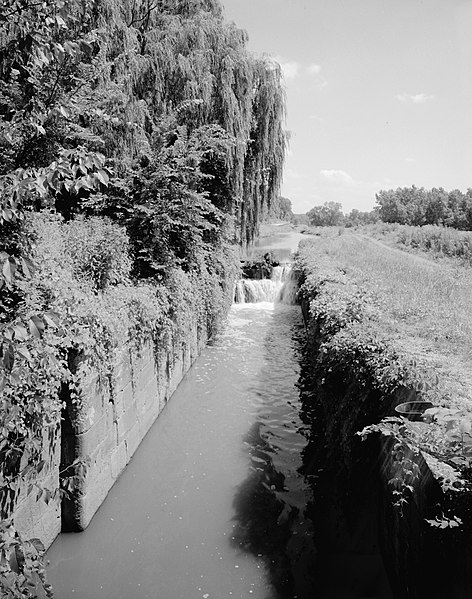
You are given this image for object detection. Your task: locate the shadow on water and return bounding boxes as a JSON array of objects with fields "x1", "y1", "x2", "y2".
[
  {"x1": 294, "y1": 340, "x2": 394, "y2": 599},
  {"x1": 229, "y1": 298, "x2": 393, "y2": 599},
  {"x1": 229, "y1": 303, "x2": 317, "y2": 599},
  {"x1": 231, "y1": 421, "x2": 296, "y2": 598}
]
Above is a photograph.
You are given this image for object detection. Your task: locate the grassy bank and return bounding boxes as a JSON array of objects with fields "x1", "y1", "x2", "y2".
[
  {"x1": 296, "y1": 231, "x2": 472, "y2": 485},
  {"x1": 302, "y1": 232, "x2": 472, "y2": 384}
]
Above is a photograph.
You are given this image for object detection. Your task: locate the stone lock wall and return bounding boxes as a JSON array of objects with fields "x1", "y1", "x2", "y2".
[
  {"x1": 12, "y1": 324, "x2": 207, "y2": 547},
  {"x1": 62, "y1": 325, "x2": 206, "y2": 532}
]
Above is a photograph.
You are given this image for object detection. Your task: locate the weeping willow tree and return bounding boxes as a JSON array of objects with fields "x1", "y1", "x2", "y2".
[{"x1": 76, "y1": 0, "x2": 287, "y2": 244}]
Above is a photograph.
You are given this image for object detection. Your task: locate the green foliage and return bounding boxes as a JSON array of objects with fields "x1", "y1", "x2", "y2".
[
  {"x1": 0, "y1": 523, "x2": 53, "y2": 598},
  {"x1": 119, "y1": 121, "x2": 231, "y2": 275},
  {"x1": 358, "y1": 408, "x2": 472, "y2": 515},
  {"x1": 397, "y1": 224, "x2": 472, "y2": 263},
  {"x1": 376, "y1": 186, "x2": 472, "y2": 229},
  {"x1": 63, "y1": 216, "x2": 131, "y2": 291},
  {"x1": 344, "y1": 208, "x2": 379, "y2": 228},
  {"x1": 306, "y1": 201, "x2": 344, "y2": 227}
]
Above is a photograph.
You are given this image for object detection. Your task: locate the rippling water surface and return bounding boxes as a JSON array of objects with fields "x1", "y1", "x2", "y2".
[{"x1": 47, "y1": 298, "x2": 315, "y2": 598}]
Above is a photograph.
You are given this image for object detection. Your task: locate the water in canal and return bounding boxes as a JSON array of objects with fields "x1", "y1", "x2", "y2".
[{"x1": 47, "y1": 231, "x2": 314, "y2": 598}]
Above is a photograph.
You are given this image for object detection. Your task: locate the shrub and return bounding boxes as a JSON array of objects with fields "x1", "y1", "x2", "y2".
[{"x1": 64, "y1": 216, "x2": 132, "y2": 291}]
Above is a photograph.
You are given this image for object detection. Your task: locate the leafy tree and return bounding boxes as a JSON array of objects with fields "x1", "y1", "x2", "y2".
[
  {"x1": 376, "y1": 186, "x2": 472, "y2": 231},
  {"x1": 376, "y1": 186, "x2": 427, "y2": 225},
  {"x1": 267, "y1": 195, "x2": 293, "y2": 222},
  {"x1": 424, "y1": 188, "x2": 449, "y2": 226},
  {"x1": 306, "y1": 201, "x2": 344, "y2": 227}
]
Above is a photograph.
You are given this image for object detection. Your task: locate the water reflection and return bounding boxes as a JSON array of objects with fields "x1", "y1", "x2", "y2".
[
  {"x1": 231, "y1": 304, "x2": 316, "y2": 599},
  {"x1": 246, "y1": 230, "x2": 306, "y2": 263}
]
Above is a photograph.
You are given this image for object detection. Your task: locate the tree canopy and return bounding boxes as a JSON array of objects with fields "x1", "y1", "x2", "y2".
[
  {"x1": 376, "y1": 186, "x2": 472, "y2": 230},
  {"x1": 306, "y1": 201, "x2": 344, "y2": 227}
]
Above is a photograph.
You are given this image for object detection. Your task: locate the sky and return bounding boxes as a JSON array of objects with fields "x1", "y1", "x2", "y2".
[{"x1": 221, "y1": 0, "x2": 472, "y2": 214}]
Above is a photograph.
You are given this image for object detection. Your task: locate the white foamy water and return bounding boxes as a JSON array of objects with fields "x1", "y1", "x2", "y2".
[{"x1": 234, "y1": 263, "x2": 299, "y2": 304}]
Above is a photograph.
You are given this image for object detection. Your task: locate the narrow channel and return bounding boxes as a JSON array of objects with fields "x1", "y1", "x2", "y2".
[{"x1": 47, "y1": 232, "x2": 315, "y2": 598}]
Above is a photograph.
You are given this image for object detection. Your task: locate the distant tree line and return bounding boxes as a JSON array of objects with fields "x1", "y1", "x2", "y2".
[
  {"x1": 304, "y1": 186, "x2": 472, "y2": 230},
  {"x1": 305, "y1": 201, "x2": 378, "y2": 227},
  {"x1": 376, "y1": 186, "x2": 472, "y2": 230}
]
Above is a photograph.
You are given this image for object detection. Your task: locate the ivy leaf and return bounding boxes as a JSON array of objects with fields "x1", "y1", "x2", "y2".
[
  {"x1": 13, "y1": 324, "x2": 29, "y2": 341},
  {"x1": 2, "y1": 208, "x2": 13, "y2": 221},
  {"x1": 2, "y1": 257, "x2": 16, "y2": 284},
  {"x1": 3, "y1": 343, "x2": 14, "y2": 371},
  {"x1": 9, "y1": 368, "x2": 21, "y2": 386},
  {"x1": 96, "y1": 169, "x2": 109, "y2": 186},
  {"x1": 28, "y1": 316, "x2": 45, "y2": 339},
  {"x1": 17, "y1": 347, "x2": 33, "y2": 362},
  {"x1": 20, "y1": 256, "x2": 35, "y2": 278},
  {"x1": 43, "y1": 311, "x2": 60, "y2": 328},
  {"x1": 29, "y1": 538, "x2": 45, "y2": 554}
]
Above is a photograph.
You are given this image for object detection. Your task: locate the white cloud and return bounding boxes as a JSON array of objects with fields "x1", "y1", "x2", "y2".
[
  {"x1": 405, "y1": 157, "x2": 416, "y2": 163},
  {"x1": 307, "y1": 63, "x2": 322, "y2": 76},
  {"x1": 273, "y1": 55, "x2": 300, "y2": 81},
  {"x1": 309, "y1": 114, "x2": 323, "y2": 122},
  {"x1": 396, "y1": 92, "x2": 435, "y2": 104},
  {"x1": 320, "y1": 169, "x2": 354, "y2": 186},
  {"x1": 412, "y1": 93, "x2": 434, "y2": 104}
]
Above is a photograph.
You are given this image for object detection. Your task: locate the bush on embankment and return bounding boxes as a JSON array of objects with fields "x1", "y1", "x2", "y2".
[{"x1": 296, "y1": 235, "x2": 472, "y2": 598}]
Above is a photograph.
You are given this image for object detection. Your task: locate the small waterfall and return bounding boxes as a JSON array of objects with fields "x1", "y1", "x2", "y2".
[{"x1": 234, "y1": 262, "x2": 299, "y2": 305}]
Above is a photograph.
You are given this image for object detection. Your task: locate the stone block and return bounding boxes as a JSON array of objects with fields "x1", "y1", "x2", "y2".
[
  {"x1": 75, "y1": 408, "x2": 113, "y2": 456},
  {"x1": 73, "y1": 371, "x2": 111, "y2": 434},
  {"x1": 14, "y1": 494, "x2": 61, "y2": 549},
  {"x1": 116, "y1": 403, "x2": 139, "y2": 441},
  {"x1": 113, "y1": 345, "x2": 132, "y2": 393},
  {"x1": 113, "y1": 381, "x2": 134, "y2": 420},
  {"x1": 139, "y1": 398, "x2": 161, "y2": 436},
  {"x1": 124, "y1": 422, "x2": 142, "y2": 463},
  {"x1": 134, "y1": 367, "x2": 159, "y2": 416},
  {"x1": 130, "y1": 341, "x2": 153, "y2": 379},
  {"x1": 111, "y1": 442, "x2": 127, "y2": 479}
]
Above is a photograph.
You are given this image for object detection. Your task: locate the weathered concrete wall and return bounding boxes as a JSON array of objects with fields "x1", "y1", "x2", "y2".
[
  {"x1": 62, "y1": 325, "x2": 206, "y2": 532},
  {"x1": 11, "y1": 324, "x2": 207, "y2": 548}
]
